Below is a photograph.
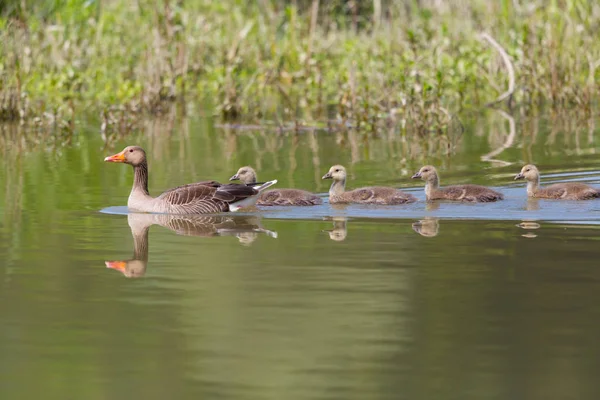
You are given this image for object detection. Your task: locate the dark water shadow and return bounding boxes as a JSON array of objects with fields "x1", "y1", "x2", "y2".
[{"x1": 105, "y1": 213, "x2": 277, "y2": 278}]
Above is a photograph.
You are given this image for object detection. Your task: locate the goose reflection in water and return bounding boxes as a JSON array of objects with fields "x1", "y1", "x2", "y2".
[
  {"x1": 105, "y1": 213, "x2": 277, "y2": 278},
  {"x1": 412, "y1": 217, "x2": 440, "y2": 237},
  {"x1": 322, "y1": 216, "x2": 348, "y2": 242}
]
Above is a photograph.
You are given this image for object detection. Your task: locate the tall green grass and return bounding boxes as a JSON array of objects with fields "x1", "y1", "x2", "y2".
[{"x1": 0, "y1": 0, "x2": 598, "y2": 137}]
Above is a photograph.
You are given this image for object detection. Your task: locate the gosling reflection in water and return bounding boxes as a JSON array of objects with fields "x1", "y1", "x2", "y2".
[
  {"x1": 412, "y1": 217, "x2": 440, "y2": 237},
  {"x1": 105, "y1": 213, "x2": 277, "y2": 278},
  {"x1": 516, "y1": 220, "x2": 541, "y2": 238},
  {"x1": 525, "y1": 198, "x2": 541, "y2": 211},
  {"x1": 322, "y1": 216, "x2": 348, "y2": 242}
]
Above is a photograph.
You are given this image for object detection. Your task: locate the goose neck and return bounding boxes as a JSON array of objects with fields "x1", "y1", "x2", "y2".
[
  {"x1": 132, "y1": 226, "x2": 150, "y2": 261},
  {"x1": 527, "y1": 176, "x2": 540, "y2": 197},
  {"x1": 132, "y1": 162, "x2": 150, "y2": 196},
  {"x1": 329, "y1": 178, "x2": 346, "y2": 197},
  {"x1": 424, "y1": 175, "x2": 439, "y2": 198}
]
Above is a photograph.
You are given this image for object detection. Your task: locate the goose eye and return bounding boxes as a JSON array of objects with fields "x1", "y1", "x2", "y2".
[
  {"x1": 335, "y1": 169, "x2": 340, "y2": 172},
  {"x1": 525, "y1": 168, "x2": 530, "y2": 172},
  {"x1": 422, "y1": 169, "x2": 429, "y2": 172},
  {"x1": 129, "y1": 149, "x2": 134, "y2": 153}
]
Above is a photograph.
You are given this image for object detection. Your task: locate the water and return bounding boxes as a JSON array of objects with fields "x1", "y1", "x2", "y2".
[{"x1": 2, "y1": 112, "x2": 600, "y2": 399}]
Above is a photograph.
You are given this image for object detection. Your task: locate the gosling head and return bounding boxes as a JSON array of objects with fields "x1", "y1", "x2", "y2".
[
  {"x1": 104, "y1": 145, "x2": 147, "y2": 167},
  {"x1": 514, "y1": 164, "x2": 540, "y2": 181},
  {"x1": 230, "y1": 166, "x2": 257, "y2": 184},
  {"x1": 411, "y1": 165, "x2": 438, "y2": 182},
  {"x1": 322, "y1": 165, "x2": 347, "y2": 181}
]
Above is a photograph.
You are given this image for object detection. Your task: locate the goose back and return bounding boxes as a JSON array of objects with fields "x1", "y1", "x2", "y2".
[
  {"x1": 257, "y1": 189, "x2": 323, "y2": 206},
  {"x1": 431, "y1": 184, "x2": 504, "y2": 202},
  {"x1": 331, "y1": 186, "x2": 416, "y2": 205},
  {"x1": 532, "y1": 182, "x2": 600, "y2": 200}
]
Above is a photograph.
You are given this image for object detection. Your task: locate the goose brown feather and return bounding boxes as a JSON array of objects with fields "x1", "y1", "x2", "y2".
[
  {"x1": 411, "y1": 165, "x2": 503, "y2": 202},
  {"x1": 230, "y1": 166, "x2": 322, "y2": 206},
  {"x1": 514, "y1": 164, "x2": 600, "y2": 200},
  {"x1": 321, "y1": 165, "x2": 416, "y2": 204},
  {"x1": 104, "y1": 146, "x2": 276, "y2": 214}
]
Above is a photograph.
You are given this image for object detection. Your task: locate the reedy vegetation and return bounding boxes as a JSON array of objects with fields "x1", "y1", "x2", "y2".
[{"x1": 0, "y1": 0, "x2": 598, "y2": 138}]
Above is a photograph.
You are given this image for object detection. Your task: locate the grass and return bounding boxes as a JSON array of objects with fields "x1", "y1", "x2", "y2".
[{"x1": 0, "y1": 0, "x2": 598, "y2": 139}]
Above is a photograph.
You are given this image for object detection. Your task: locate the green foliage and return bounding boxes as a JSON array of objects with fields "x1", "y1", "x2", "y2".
[{"x1": 0, "y1": 0, "x2": 598, "y2": 136}]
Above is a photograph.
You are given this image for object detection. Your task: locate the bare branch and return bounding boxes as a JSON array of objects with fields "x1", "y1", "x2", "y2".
[{"x1": 480, "y1": 32, "x2": 516, "y2": 107}]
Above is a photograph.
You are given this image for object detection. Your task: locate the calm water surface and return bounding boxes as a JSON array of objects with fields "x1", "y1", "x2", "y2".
[{"x1": 2, "y1": 112, "x2": 600, "y2": 399}]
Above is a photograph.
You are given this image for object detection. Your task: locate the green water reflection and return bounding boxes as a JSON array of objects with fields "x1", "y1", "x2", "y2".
[{"x1": 1, "y1": 111, "x2": 600, "y2": 399}]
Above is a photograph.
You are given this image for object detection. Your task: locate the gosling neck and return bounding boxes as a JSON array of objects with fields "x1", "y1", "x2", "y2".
[
  {"x1": 329, "y1": 178, "x2": 346, "y2": 197},
  {"x1": 424, "y1": 174, "x2": 440, "y2": 199},
  {"x1": 132, "y1": 162, "x2": 150, "y2": 197},
  {"x1": 526, "y1": 176, "x2": 540, "y2": 197}
]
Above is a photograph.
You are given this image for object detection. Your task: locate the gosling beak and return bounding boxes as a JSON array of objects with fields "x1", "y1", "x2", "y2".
[
  {"x1": 322, "y1": 172, "x2": 332, "y2": 180},
  {"x1": 105, "y1": 260, "x2": 127, "y2": 273},
  {"x1": 229, "y1": 174, "x2": 239, "y2": 181},
  {"x1": 104, "y1": 151, "x2": 126, "y2": 163},
  {"x1": 514, "y1": 173, "x2": 524, "y2": 180},
  {"x1": 411, "y1": 172, "x2": 422, "y2": 179}
]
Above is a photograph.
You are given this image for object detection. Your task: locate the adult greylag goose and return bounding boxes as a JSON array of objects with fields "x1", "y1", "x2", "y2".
[
  {"x1": 514, "y1": 164, "x2": 600, "y2": 200},
  {"x1": 411, "y1": 165, "x2": 503, "y2": 202},
  {"x1": 230, "y1": 166, "x2": 322, "y2": 206},
  {"x1": 104, "y1": 146, "x2": 277, "y2": 214},
  {"x1": 106, "y1": 213, "x2": 277, "y2": 277},
  {"x1": 321, "y1": 165, "x2": 416, "y2": 204}
]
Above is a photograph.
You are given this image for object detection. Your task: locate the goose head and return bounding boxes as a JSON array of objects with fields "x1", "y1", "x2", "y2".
[
  {"x1": 104, "y1": 145, "x2": 147, "y2": 166},
  {"x1": 322, "y1": 165, "x2": 346, "y2": 181},
  {"x1": 411, "y1": 165, "x2": 438, "y2": 182},
  {"x1": 514, "y1": 164, "x2": 539, "y2": 181},
  {"x1": 230, "y1": 166, "x2": 257, "y2": 184}
]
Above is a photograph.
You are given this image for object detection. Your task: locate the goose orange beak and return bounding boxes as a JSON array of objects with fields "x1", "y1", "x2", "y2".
[
  {"x1": 105, "y1": 260, "x2": 127, "y2": 272},
  {"x1": 104, "y1": 151, "x2": 126, "y2": 163}
]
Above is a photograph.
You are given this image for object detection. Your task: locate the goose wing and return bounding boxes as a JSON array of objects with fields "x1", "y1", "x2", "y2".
[
  {"x1": 542, "y1": 184, "x2": 569, "y2": 199},
  {"x1": 157, "y1": 181, "x2": 262, "y2": 213},
  {"x1": 213, "y1": 183, "x2": 260, "y2": 203},
  {"x1": 545, "y1": 183, "x2": 600, "y2": 199},
  {"x1": 157, "y1": 183, "x2": 228, "y2": 213},
  {"x1": 439, "y1": 185, "x2": 469, "y2": 198},
  {"x1": 441, "y1": 185, "x2": 502, "y2": 202},
  {"x1": 352, "y1": 188, "x2": 378, "y2": 202},
  {"x1": 257, "y1": 189, "x2": 323, "y2": 206},
  {"x1": 351, "y1": 187, "x2": 415, "y2": 204}
]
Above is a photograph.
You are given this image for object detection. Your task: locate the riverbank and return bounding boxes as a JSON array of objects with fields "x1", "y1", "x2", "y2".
[{"x1": 1, "y1": 0, "x2": 598, "y2": 137}]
